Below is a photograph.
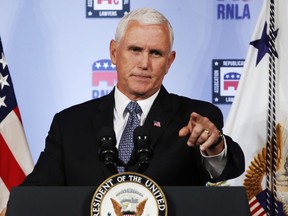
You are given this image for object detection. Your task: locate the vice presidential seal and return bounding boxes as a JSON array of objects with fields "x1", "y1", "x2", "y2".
[{"x1": 91, "y1": 172, "x2": 168, "y2": 216}]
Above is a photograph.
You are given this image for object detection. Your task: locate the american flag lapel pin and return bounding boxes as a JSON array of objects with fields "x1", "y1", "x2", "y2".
[{"x1": 153, "y1": 120, "x2": 161, "y2": 127}]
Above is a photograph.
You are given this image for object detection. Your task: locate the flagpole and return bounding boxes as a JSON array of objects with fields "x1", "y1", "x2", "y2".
[{"x1": 266, "y1": 0, "x2": 279, "y2": 215}]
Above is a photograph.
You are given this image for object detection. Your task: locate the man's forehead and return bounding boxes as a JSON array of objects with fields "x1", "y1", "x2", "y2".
[{"x1": 124, "y1": 21, "x2": 168, "y2": 36}]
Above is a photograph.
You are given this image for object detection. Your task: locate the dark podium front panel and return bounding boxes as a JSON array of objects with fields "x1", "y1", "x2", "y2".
[{"x1": 6, "y1": 186, "x2": 250, "y2": 216}]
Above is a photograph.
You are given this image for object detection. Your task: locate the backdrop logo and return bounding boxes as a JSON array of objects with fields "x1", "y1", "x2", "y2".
[
  {"x1": 86, "y1": 0, "x2": 130, "y2": 18},
  {"x1": 216, "y1": 0, "x2": 251, "y2": 20},
  {"x1": 92, "y1": 59, "x2": 117, "y2": 99},
  {"x1": 212, "y1": 59, "x2": 244, "y2": 104}
]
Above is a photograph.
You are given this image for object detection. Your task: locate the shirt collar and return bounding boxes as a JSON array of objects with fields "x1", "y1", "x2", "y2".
[{"x1": 114, "y1": 86, "x2": 160, "y2": 120}]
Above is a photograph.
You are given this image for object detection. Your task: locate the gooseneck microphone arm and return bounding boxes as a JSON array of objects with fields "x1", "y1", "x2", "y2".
[{"x1": 97, "y1": 127, "x2": 118, "y2": 174}]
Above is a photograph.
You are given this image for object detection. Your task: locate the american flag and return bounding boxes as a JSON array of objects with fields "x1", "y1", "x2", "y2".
[
  {"x1": 249, "y1": 193, "x2": 267, "y2": 216},
  {"x1": 153, "y1": 120, "x2": 161, "y2": 128},
  {"x1": 0, "y1": 37, "x2": 33, "y2": 211}
]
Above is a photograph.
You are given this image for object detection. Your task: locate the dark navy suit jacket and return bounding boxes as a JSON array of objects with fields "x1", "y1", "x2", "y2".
[{"x1": 22, "y1": 86, "x2": 244, "y2": 187}]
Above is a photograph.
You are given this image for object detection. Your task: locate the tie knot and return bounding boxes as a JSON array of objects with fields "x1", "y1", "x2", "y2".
[{"x1": 126, "y1": 101, "x2": 142, "y2": 115}]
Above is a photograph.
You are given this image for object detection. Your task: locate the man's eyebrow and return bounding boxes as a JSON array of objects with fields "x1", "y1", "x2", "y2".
[
  {"x1": 127, "y1": 45, "x2": 143, "y2": 50},
  {"x1": 127, "y1": 45, "x2": 165, "y2": 55},
  {"x1": 150, "y1": 48, "x2": 165, "y2": 55}
]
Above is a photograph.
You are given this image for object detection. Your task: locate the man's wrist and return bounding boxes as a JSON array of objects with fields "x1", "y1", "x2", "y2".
[{"x1": 209, "y1": 131, "x2": 224, "y2": 149}]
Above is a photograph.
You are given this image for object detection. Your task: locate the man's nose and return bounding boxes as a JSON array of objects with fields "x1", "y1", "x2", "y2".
[{"x1": 139, "y1": 51, "x2": 150, "y2": 69}]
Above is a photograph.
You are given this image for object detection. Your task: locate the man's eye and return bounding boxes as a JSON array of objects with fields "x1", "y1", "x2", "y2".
[
  {"x1": 130, "y1": 47, "x2": 142, "y2": 52},
  {"x1": 150, "y1": 50, "x2": 162, "y2": 57}
]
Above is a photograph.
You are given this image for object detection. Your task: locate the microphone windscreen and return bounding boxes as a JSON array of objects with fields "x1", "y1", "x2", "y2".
[
  {"x1": 133, "y1": 126, "x2": 149, "y2": 143},
  {"x1": 97, "y1": 127, "x2": 116, "y2": 143}
]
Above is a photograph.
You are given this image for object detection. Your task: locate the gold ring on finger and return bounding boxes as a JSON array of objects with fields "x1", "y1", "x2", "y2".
[{"x1": 203, "y1": 129, "x2": 210, "y2": 136}]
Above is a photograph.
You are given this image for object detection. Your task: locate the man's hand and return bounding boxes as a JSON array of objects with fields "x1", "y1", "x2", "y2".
[
  {"x1": 0, "y1": 208, "x2": 6, "y2": 216},
  {"x1": 179, "y1": 112, "x2": 224, "y2": 155}
]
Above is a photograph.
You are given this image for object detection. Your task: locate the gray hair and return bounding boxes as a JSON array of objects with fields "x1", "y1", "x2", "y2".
[{"x1": 115, "y1": 8, "x2": 174, "y2": 51}]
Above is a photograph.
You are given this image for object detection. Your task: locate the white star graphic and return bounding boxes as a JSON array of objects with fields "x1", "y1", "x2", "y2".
[
  {"x1": 95, "y1": 62, "x2": 101, "y2": 69},
  {"x1": 0, "y1": 73, "x2": 10, "y2": 89},
  {"x1": 0, "y1": 96, "x2": 7, "y2": 108},
  {"x1": 214, "y1": 61, "x2": 219, "y2": 66},
  {"x1": 103, "y1": 62, "x2": 109, "y2": 69},
  {"x1": 110, "y1": 63, "x2": 116, "y2": 69},
  {"x1": 0, "y1": 53, "x2": 7, "y2": 70}
]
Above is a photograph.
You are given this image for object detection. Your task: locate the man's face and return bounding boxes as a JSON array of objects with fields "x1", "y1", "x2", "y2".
[{"x1": 110, "y1": 21, "x2": 176, "y2": 100}]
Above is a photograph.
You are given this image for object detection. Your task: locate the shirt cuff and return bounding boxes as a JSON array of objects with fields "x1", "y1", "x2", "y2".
[{"x1": 201, "y1": 136, "x2": 228, "y2": 178}]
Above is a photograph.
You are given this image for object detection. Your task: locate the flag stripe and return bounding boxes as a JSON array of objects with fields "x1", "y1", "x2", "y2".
[
  {"x1": 249, "y1": 197, "x2": 257, "y2": 210},
  {"x1": 0, "y1": 110, "x2": 33, "y2": 175},
  {"x1": 249, "y1": 197, "x2": 267, "y2": 216},
  {"x1": 0, "y1": 178, "x2": 10, "y2": 211},
  {"x1": 0, "y1": 133, "x2": 26, "y2": 190},
  {"x1": 250, "y1": 202, "x2": 260, "y2": 213},
  {"x1": 250, "y1": 204, "x2": 263, "y2": 215},
  {"x1": 13, "y1": 106, "x2": 22, "y2": 123}
]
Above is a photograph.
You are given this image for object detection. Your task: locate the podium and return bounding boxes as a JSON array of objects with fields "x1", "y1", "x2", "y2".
[{"x1": 6, "y1": 186, "x2": 250, "y2": 216}]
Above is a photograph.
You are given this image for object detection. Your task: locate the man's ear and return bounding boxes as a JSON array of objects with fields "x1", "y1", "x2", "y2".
[
  {"x1": 168, "y1": 51, "x2": 176, "y2": 68},
  {"x1": 109, "y1": 39, "x2": 117, "y2": 65},
  {"x1": 164, "y1": 51, "x2": 176, "y2": 74}
]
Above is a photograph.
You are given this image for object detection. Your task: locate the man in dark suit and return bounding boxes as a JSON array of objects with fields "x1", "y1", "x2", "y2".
[{"x1": 21, "y1": 8, "x2": 244, "y2": 187}]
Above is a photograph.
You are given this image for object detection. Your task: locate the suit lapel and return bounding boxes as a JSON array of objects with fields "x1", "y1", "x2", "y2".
[
  {"x1": 92, "y1": 90, "x2": 115, "y2": 130},
  {"x1": 129, "y1": 86, "x2": 179, "y2": 173},
  {"x1": 144, "y1": 86, "x2": 177, "y2": 147}
]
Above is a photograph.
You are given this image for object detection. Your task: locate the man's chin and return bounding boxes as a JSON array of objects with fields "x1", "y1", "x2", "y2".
[{"x1": 129, "y1": 86, "x2": 159, "y2": 100}]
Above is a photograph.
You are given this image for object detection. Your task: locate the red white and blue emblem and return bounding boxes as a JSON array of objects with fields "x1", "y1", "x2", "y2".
[
  {"x1": 212, "y1": 59, "x2": 244, "y2": 104},
  {"x1": 86, "y1": 0, "x2": 130, "y2": 18},
  {"x1": 92, "y1": 59, "x2": 117, "y2": 99}
]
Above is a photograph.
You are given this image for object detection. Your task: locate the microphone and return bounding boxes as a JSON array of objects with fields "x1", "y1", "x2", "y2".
[
  {"x1": 133, "y1": 126, "x2": 153, "y2": 172},
  {"x1": 97, "y1": 127, "x2": 118, "y2": 172}
]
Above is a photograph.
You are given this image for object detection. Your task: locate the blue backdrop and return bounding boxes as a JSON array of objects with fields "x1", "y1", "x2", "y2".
[{"x1": 0, "y1": 0, "x2": 263, "y2": 162}]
